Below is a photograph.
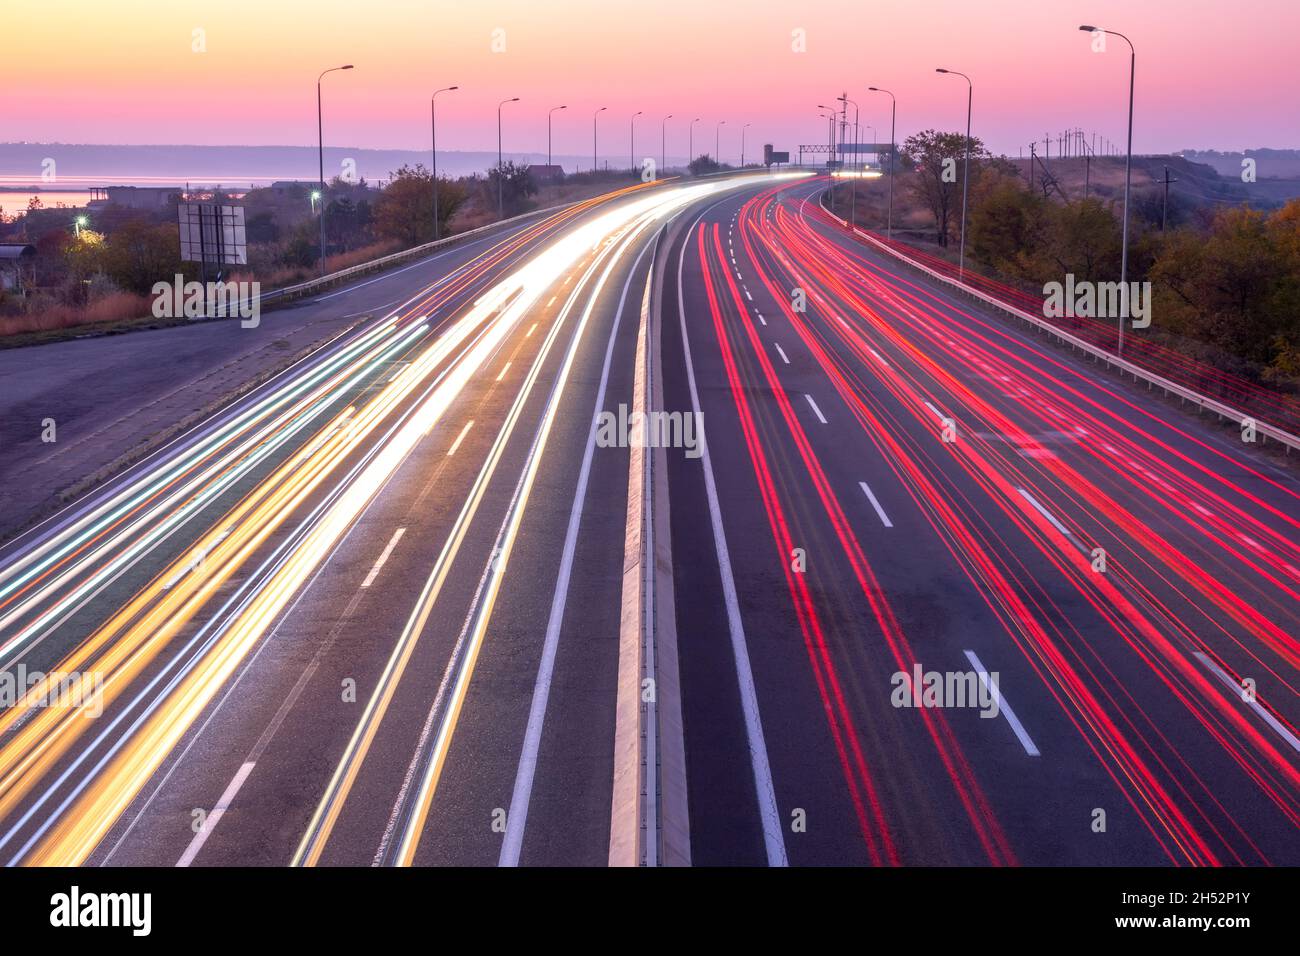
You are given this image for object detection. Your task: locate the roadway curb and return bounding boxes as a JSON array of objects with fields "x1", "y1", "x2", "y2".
[
  {"x1": 608, "y1": 260, "x2": 690, "y2": 867},
  {"x1": 0, "y1": 318, "x2": 370, "y2": 549}
]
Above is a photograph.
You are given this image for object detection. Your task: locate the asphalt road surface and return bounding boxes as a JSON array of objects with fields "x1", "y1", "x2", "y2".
[{"x1": 0, "y1": 174, "x2": 1295, "y2": 867}]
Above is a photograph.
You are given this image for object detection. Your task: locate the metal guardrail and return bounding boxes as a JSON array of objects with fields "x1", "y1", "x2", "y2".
[
  {"x1": 256, "y1": 200, "x2": 580, "y2": 307},
  {"x1": 256, "y1": 173, "x2": 767, "y2": 308},
  {"x1": 820, "y1": 202, "x2": 1300, "y2": 454}
]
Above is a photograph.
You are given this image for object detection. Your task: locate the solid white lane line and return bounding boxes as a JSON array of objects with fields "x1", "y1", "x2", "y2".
[
  {"x1": 1016, "y1": 488, "x2": 1073, "y2": 538},
  {"x1": 678, "y1": 218, "x2": 787, "y2": 866},
  {"x1": 161, "y1": 529, "x2": 230, "y2": 590},
  {"x1": 499, "y1": 232, "x2": 658, "y2": 866},
  {"x1": 774, "y1": 343, "x2": 790, "y2": 365},
  {"x1": 858, "y1": 481, "x2": 893, "y2": 528},
  {"x1": 361, "y1": 527, "x2": 407, "y2": 588},
  {"x1": 176, "y1": 760, "x2": 256, "y2": 866},
  {"x1": 495, "y1": 362, "x2": 511, "y2": 382},
  {"x1": 964, "y1": 650, "x2": 1040, "y2": 757},
  {"x1": 1195, "y1": 652, "x2": 1300, "y2": 753},
  {"x1": 804, "y1": 393, "x2": 827, "y2": 424},
  {"x1": 446, "y1": 420, "x2": 474, "y2": 457}
]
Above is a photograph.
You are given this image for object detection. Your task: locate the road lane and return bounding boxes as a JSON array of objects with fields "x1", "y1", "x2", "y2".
[{"x1": 662, "y1": 177, "x2": 1300, "y2": 865}]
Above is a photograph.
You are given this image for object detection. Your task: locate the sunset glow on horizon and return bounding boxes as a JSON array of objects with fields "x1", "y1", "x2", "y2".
[{"x1": 5, "y1": 0, "x2": 1299, "y2": 159}]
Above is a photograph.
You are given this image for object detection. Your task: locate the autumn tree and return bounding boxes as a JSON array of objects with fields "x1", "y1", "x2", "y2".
[
  {"x1": 688, "y1": 154, "x2": 723, "y2": 175},
  {"x1": 901, "y1": 129, "x2": 988, "y2": 247},
  {"x1": 1149, "y1": 205, "x2": 1292, "y2": 366},
  {"x1": 63, "y1": 229, "x2": 105, "y2": 282},
  {"x1": 1040, "y1": 197, "x2": 1124, "y2": 283},
  {"x1": 373, "y1": 164, "x2": 467, "y2": 246},
  {"x1": 968, "y1": 171, "x2": 1049, "y2": 280},
  {"x1": 484, "y1": 161, "x2": 538, "y2": 218},
  {"x1": 100, "y1": 220, "x2": 182, "y2": 294}
]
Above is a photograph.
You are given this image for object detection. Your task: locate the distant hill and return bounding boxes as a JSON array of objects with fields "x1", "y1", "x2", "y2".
[
  {"x1": 1014, "y1": 153, "x2": 1300, "y2": 207},
  {"x1": 0, "y1": 143, "x2": 617, "y2": 188},
  {"x1": 1179, "y1": 148, "x2": 1300, "y2": 180}
]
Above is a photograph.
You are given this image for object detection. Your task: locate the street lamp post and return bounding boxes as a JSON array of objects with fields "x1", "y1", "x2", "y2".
[
  {"x1": 715, "y1": 120, "x2": 726, "y2": 165},
  {"x1": 867, "y1": 87, "x2": 896, "y2": 240},
  {"x1": 661, "y1": 114, "x2": 673, "y2": 174},
  {"x1": 548, "y1": 105, "x2": 567, "y2": 168},
  {"x1": 1079, "y1": 24, "x2": 1136, "y2": 355},
  {"x1": 817, "y1": 106, "x2": 837, "y2": 213},
  {"x1": 839, "y1": 94, "x2": 860, "y2": 225},
  {"x1": 688, "y1": 118, "x2": 700, "y2": 170},
  {"x1": 431, "y1": 85, "x2": 458, "y2": 241},
  {"x1": 936, "y1": 68, "x2": 973, "y2": 276},
  {"x1": 741, "y1": 122, "x2": 752, "y2": 167},
  {"x1": 498, "y1": 96, "x2": 520, "y2": 218},
  {"x1": 593, "y1": 106, "x2": 607, "y2": 173},
  {"x1": 630, "y1": 111, "x2": 643, "y2": 174},
  {"x1": 317, "y1": 64, "x2": 354, "y2": 275}
]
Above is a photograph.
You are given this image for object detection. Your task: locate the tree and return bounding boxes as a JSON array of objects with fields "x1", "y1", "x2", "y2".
[
  {"x1": 324, "y1": 196, "x2": 372, "y2": 251},
  {"x1": 968, "y1": 172, "x2": 1049, "y2": 280},
  {"x1": 1041, "y1": 197, "x2": 1123, "y2": 283},
  {"x1": 61, "y1": 229, "x2": 106, "y2": 304},
  {"x1": 1149, "y1": 206, "x2": 1289, "y2": 364},
  {"x1": 688, "y1": 154, "x2": 722, "y2": 176},
  {"x1": 484, "y1": 161, "x2": 537, "y2": 218},
  {"x1": 373, "y1": 164, "x2": 467, "y2": 245},
  {"x1": 100, "y1": 220, "x2": 182, "y2": 294},
  {"x1": 373, "y1": 164, "x2": 436, "y2": 246},
  {"x1": 901, "y1": 129, "x2": 988, "y2": 247},
  {"x1": 63, "y1": 229, "x2": 105, "y2": 282}
]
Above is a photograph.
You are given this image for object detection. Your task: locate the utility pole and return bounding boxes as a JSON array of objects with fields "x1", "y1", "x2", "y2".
[{"x1": 1161, "y1": 164, "x2": 1178, "y2": 230}]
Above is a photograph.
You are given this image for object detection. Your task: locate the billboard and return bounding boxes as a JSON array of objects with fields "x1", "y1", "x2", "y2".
[
  {"x1": 178, "y1": 203, "x2": 247, "y2": 266},
  {"x1": 763, "y1": 144, "x2": 791, "y2": 166}
]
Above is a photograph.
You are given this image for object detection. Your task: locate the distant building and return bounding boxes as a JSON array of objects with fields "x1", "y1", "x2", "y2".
[
  {"x1": 269, "y1": 181, "x2": 314, "y2": 198},
  {"x1": 87, "y1": 186, "x2": 183, "y2": 210},
  {"x1": 0, "y1": 243, "x2": 36, "y2": 294},
  {"x1": 527, "y1": 164, "x2": 564, "y2": 185}
]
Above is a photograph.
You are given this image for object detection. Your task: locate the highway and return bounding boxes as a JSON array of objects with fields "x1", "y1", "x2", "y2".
[{"x1": 0, "y1": 173, "x2": 1296, "y2": 867}]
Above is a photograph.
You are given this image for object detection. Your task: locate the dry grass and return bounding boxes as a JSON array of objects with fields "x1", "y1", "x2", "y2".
[
  {"x1": 0, "y1": 292, "x2": 152, "y2": 338},
  {"x1": 228, "y1": 240, "x2": 401, "y2": 290}
]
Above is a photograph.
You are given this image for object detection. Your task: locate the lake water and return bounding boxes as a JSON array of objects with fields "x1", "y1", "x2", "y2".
[{"x1": 0, "y1": 190, "x2": 95, "y2": 216}]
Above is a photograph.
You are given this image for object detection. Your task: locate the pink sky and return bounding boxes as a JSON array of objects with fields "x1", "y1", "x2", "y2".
[{"x1": 6, "y1": 0, "x2": 1298, "y2": 160}]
